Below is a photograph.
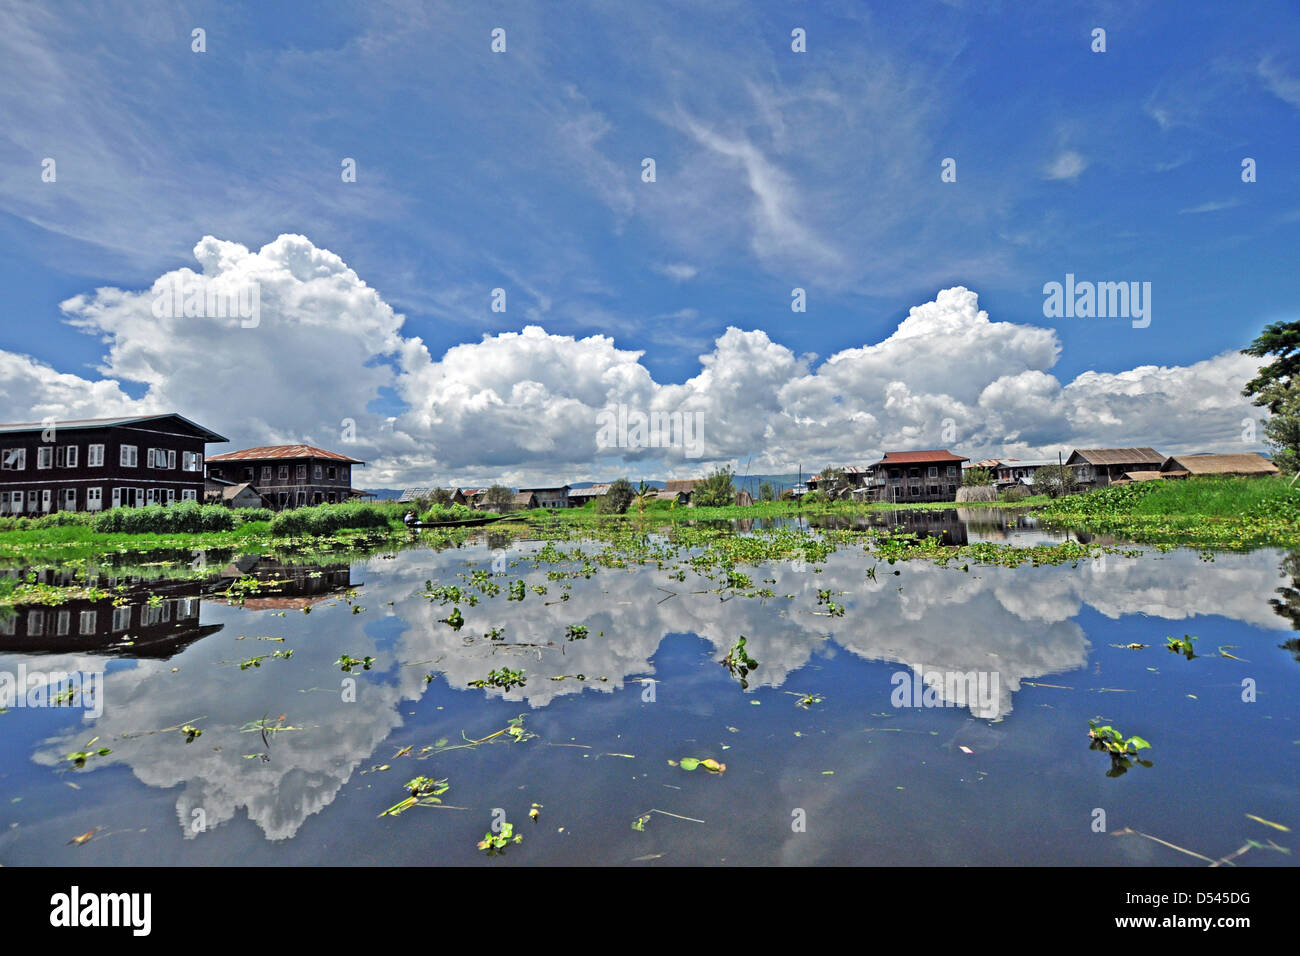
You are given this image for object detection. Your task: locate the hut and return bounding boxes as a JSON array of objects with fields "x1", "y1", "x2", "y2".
[{"x1": 1065, "y1": 448, "x2": 1164, "y2": 487}]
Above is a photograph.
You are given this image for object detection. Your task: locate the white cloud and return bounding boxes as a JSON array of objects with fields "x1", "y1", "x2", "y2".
[
  {"x1": 654, "y1": 262, "x2": 698, "y2": 282},
  {"x1": 1044, "y1": 150, "x2": 1088, "y2": 181},
  {"x1": 0, "y1": 236, "x2": 1268, "y2": 485}
]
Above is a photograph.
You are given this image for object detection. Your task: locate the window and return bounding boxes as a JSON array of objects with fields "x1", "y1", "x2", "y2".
[
  {"x1": 182, "y1": 451, "x2": 201, "y2": 472},
  {"x1": 112, "y1": 607, "x2": 131, "y2": 632},
  {"x1": 88, "y1": 444, "x2": 104, "y2": 467},
  {"x1": 0, "y1": 614, "x2": 13, "y2": 637},
  {"x1": 86, "y1": 487, "x2": 102, "y2": 511},
  {"x1": 166, "y1": 489, "x2": 175, "y2": 504},
  {"x1": 262, "y1": 466, "x2": 272, "y2": 481},
  {"x1": 946, "y1": 466, "x2": 956, "y2": 477},
  {"x1": 314, "y1": 465, "x2": 323, "y2": 480},
  {"x1": 909, "y1": 485, "x2": 921, "y2": 496},
  {"x1": 79, "y1": 610, "x2": 97, "y2": 635},
  {"x1": 181, "y1": 489, "x2": 197, "y2": 501},
  {"x1": 928, "y1": 484, "x2": 939, "y2": 496},
  {"x1": 120, "y1": 444, "x2": 137, "y2": 467},
  {"x1": 927, "y1": 466, "x2": 938, "y2": 478},
  {"x1": 327, "y1": 466, "x2": 336, "y2": 480},
  {"x1": 908, "y1": 467, "x2": 920, "y2": 478},
  {"x1": 27, "y1": 610, "x2": 45, "y2": 636},
  {"x1": 1, "y1": 448, "x2": 25, "y2": 470},
  {"x1": 146, "y1": 448, "x2": 155, "y2": 468},
  {"x1": 166, "y1": 450, "x2": 175, "y2": 469},
  {"x1": 36, "y1": 446, "x2": 52, "y2": 469},
  {"x1": 296, "y1": 464, "x2": 307, "y2": 479},
  {"x1": 948, "y1": 484, "x2": 957, "y2": 495},
  {"x1": 57, "y1": 611, "x2": 71, "y2": 636},
  {"x1": 243, "y1": 467, "x2": 254, "y2": 481},
  {"x1": 279, "y1": 465, "x2": 289, "y2": 480}
]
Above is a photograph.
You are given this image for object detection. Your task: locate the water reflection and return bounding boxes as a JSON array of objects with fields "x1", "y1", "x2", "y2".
[{"x1": 9, "y1": 535, "x2": 1293, "y2": 848}]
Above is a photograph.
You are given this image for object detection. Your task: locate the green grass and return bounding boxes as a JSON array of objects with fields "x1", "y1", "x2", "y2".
[{"x1": 1035, "y1": 475, "x2": 1300, "y2": 548}]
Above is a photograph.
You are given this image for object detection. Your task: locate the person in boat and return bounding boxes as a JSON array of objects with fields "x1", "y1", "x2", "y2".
[{"x1": 403, "y1": 510, "x2": 418, "y2": 527}]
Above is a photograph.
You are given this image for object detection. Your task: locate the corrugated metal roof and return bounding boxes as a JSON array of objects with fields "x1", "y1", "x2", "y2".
[
  {"x1": 208, "y1": 444, "x2": 365, "y2": 464},
  {"x1": 398, "y1": 488, "x2": 433, "y2": 502},
  {"x1": 0, "y1": 413, "x2": 227, "y2": 442},
  {"x1": 1161, "y1": 453, "x2": 1279, "y2": 475},
  {"x1": 875, "y1": 450, "x2": 969, "y2": 464},
  {"x1": 1068, "y1": 447, "x2": 1162, "y2": 466}
]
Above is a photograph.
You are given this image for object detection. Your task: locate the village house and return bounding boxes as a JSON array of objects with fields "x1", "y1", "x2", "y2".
[
  {"x1": 205, "y1": 444, "x2": 366, "y2": 509},
  {"x1": 517, "y1": 485, "x2": 570, "y2": 509},
  {"x1": 1158, "y1": 453, "x2": 1279, "y2": 479},
  {"x1": 658, "y1": 479, "x2": 699, "y2": 505},
  {"x1": 806, "y1": 465, "x2": 871, "y2": 498},
  {"x1": 567, "y1": 483, "x2": 611, "y2": 507},
  {"x1": 0, "y1": 413, "x2": 226, "y2": 514},
  {"x1": 204, "y1": 478, "x2": 272, "y2": 509},
  {"x1": 991, "y1": 458, "x2": 1059, "y2": 490},
  {"x1": 1065, "y1": 448, "x2": 1164, "y2": 487},
  {"x1": 866, "y1": 450, "x2": 969, "y2": 503}
]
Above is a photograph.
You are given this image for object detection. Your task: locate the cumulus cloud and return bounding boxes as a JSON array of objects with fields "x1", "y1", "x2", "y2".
[{"x1": 0, "y1": 235, "x2": 1267, "y2": 486}]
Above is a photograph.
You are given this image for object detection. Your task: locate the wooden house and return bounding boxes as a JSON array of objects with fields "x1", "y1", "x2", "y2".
[
  {"x1": 567, "y1": 484, "x2": 611, "y2": 507},
  {"x1": 1065, "y1": 448, "x2": 1163, "y2": 487},
  {"x1": 662, "y1": 479, "x2": 699, "y2": 505},
  {"x1": 0, "y1": 413, "x2": 226, "y2": 514},
  {"x1": 517, "y1": 485, "x2": 570, "y2": 509},
  {"x1": 206, "y1": 444, "x2": 364, "y2": 510},
  {"x1": 866, "y1": 450, "x2": 969, "y2": 502}
]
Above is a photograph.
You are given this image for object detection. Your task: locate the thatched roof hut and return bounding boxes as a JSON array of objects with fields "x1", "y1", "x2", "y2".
[{"x1": 1159, "y1": 453, "x2": 1279, "y2": 477}]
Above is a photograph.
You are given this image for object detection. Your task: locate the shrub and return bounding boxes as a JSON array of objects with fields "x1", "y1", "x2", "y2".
[
  {"x1": 93, "y1": 502, "x2": 237, "y2": 534},
  {"x1": 962, "y1": 467, "x2": 993, "y2": 487},
  {"x1": 801, "y1": 489, "x2": 827, "y2": 505},
  {"x1": 235, "y1": 508, "x2": 275, "y2": 524},
  {"x1": 420, "y1": 503, "x2": 479, "y2": 523},
  {"x1": 1000, "y1": 485, "x2": 1031, "y2": 502},
  {"x1": 597, "y1": 478, "x2": 635, "y2": 515},
  {"x1": 693, "y1": 467, "x2": 736, "y2": 508},
  {"x1": 269, "y1": 501, "x2": 392, "y2": 537}
]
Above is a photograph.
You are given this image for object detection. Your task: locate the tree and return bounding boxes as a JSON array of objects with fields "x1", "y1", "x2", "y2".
[
  {"x1": 1033, "y1": 463, "x2": 1077, "y2": 499},
  {"x1": 430, "y1": 488, "x2": 454, "y2": 506},
  {"x1": 632, "y1": 481, "x2": 654, "y2": 513},
  {"x1": 693, "y1": 467, "x2": 735, "y2": 507},
  {"x1": 598, "y1": 478, "x2": 634, "y2": 514},
  {"x1": 483, "y1": 485, "x2": 514, "y2": 511},
  {"x1": 815, "y1": 465, "x2": 851, "y2": 499},
  {"x1": 758, "y1": 481, "x2": 775, "y2": 502},
  {"x1": 962, "y1": 466, "x2": 993, "y2": 487},
  {"x1": 1262, "y1": 384, "x2": 1300, "y2": 474},
  {"x1": 1243, "y1": 321, "x2": 1300, "y2": 413}
]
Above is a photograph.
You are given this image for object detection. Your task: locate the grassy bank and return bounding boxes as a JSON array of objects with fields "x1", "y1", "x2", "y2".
[{"x1": 1035, "y1": 475, "x2": 1300, "y2": 548}]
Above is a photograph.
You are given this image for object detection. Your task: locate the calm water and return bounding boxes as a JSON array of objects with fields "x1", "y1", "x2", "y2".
[{"x1": 2, "y1": 513, "x2": 1297, "y2": 866}]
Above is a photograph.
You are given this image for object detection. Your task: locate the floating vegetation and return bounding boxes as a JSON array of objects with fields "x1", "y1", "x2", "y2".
[
  {"x1": 1165, "y1": 635, "x2": 1197, "y2": 660},
  {"x1": 565, "y1": 624, "x2": 589, "y2": 641},
  {"x1": 508, "y1": 580, "x2": 526, "y2": 601},
  {"x1": 476, "y1": 819, "x2": 522, "y2": 855},
  {"x1": 787, "y1": 691, "x2": 824, "y2": 709},
  {"x1": 226, "y1": 649, "x2": 293, "y2": 670},
  {"x1": 335, "y1": 654, "x2": 375, "y2": 672},
  {"x1": 65, "y1": 739, "x2": 111, "y2": 768},
  {"x1": 468, "y1": 667, "x2": 526, "y2": 691},
  {"x1": 721, "y1": 635, "x2": 759, "y2": 689},
  {"x1": 379, "y1": 776, "x2": 450, "y2": 817},
  {"x1": 631, "y1": 808, "x2": 705, "y2": 831},
  {"x1": 180, "y1": 724, "x2": 202, "y2": 743},
  {"x1": 1088, "y1": 720, "x2": 1152, "y2": 777},
  {"x1": 441, "y1": 607, "x2": 465, "y2": 630},
  {"x1": 669, "y1": 757, "x2": 726, "y2": 773}
]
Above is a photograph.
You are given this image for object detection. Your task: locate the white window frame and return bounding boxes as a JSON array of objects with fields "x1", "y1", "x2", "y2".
[
  {"x1": 314, "y1": 464, "x2": 323, "y2": 480},
  {"x1": 88, "y1": 444, "x2": 104, "y2": 467},
  {"x1": 1, "y1": 448, "x2": 25, "y2": 470},
  {"x1": 296, "y1": 464, "x2": 307, "y2": 479},
  {"x1": 121, "y1": 444, "x2": 138, "y2": 467},
  {"x1": 79, "y1": 610, "x2": 97, "y2": 635},
  {"x1": 167, "y1": 450, "x2": 176, "y2": 469},
  {"x1": 66, "y1": 445, "x2": 78, "y2": 468},
  {"x1": 36, "y1": 446, "x2": 52, "y2": 469},
  {"x1": 181, "y1": 488, "x2": 197, "y2": 501},
  {"x1": 56, "y1": 610, "x2": 71, "y2": 636},
  {"x1": 280, "y1": 465, "x2": 291, "y2": 480}
]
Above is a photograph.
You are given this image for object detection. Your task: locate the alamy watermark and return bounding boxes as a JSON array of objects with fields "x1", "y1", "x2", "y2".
[
  {"x1": 152, "y1": 275, "x2": 261, "y2": 328},
  {"x1": 1042, "y1": 274, "x2": 1150, "y2": 329},
  {"x1": 890, "y1": 665, "x2": 999, "y2": 714},
  {"x1": 595, "y1": 404, "x2": 704, "y2": 459},
  {"x1": 0, "y1": 664, "x2": 103, "y2": 718}
]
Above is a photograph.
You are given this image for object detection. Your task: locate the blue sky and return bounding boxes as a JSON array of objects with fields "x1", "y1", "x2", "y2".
[{"x1": 0, "y1": 0, "x2": 1296, "y2": 485}]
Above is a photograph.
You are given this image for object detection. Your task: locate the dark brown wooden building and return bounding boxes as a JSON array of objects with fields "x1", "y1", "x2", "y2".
[
  {"x1": 0, "y1": 413, "x2": 226, "y2": 515},
  {"x1": 865, "y1": 450, "x2": 969, "y2": 503},
  {"x1": 205, "y1": 444, "x2": 365, "y2": 509}
]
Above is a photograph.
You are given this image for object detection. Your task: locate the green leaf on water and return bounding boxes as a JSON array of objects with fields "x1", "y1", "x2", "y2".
[{"x1": 678, "y1": 758, "x2": 700, "y2": 771}]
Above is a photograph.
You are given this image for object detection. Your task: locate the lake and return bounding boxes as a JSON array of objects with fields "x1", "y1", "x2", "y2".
[{"x1": 1, "y1": 510, "x2": 1297, "y2": 865}]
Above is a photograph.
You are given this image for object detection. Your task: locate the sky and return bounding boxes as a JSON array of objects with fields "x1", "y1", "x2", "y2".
[{"x1": 0, "y1": 0, "x2": 1296, "y2": 488}]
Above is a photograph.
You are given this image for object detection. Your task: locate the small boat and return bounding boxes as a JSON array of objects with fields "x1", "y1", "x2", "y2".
[{"x1": 404, "y1": 514, "x2": 521, "y2": 529}]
